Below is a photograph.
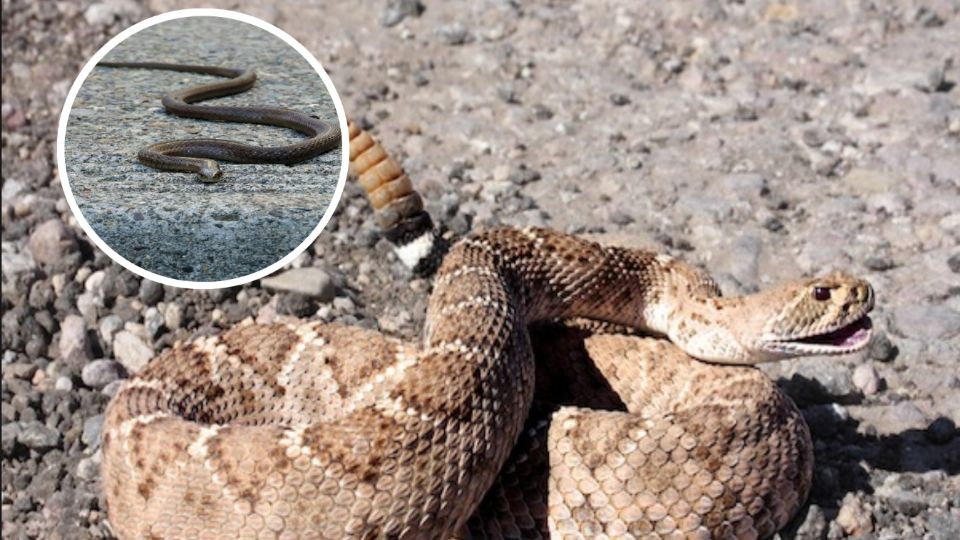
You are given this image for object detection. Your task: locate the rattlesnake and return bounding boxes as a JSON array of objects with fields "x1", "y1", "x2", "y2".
[{"x1": 101, "y1": 124, "x2": 875, "y2": 539}]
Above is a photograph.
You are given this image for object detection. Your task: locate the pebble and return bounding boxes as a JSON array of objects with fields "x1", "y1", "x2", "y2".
[
  {"x1": 54, "y1": 376, "x2": 73, "y2": 391},
  {"x1": 867, "y1": 330, "x2": 898, "y2": 362},
  {"x1": 276, "y1": 293, "x2": 318, "y2": 318},
  {"x1": 883, "y1": 401, "x2": 929, "y2": 432},
  {"x1": 610, "y1": 93, "x2": 631, "y2": 106},
  {"x1": 81, "y1": 359, "x2": 124, "y2": 389},
  {"x1": 101, "y1": 380, "x2": 124, "y2": 398},
  {"x1": 925, "y1": 417, "x2": 956, "y2": 444},
  {"x1": 784, "y1": 357, "x2": 859, "y2": 404},
  {"x1": 876, "y1": 475, "x2": 929, "y2": 518},
  {"x1": 844, "y1": 168, "x2": 899, "y2": 193},
  {"x1": 948, "y1": 254, "x2": 960, "y2": 274},
  {"x1": 717, "y1": 172, "x2": 767, "y2": 198},
  {"x1": 76, "y1": 291, "x2": 99, "y2": 322},
  {"x1": 436, "y1": 23, "x2": 469, "y2": 46},
  {"x1": 793, "y1": 504, "x2": 828, "y2": 539},
  {"x1": 76, "y1": 453, "x2": 101, "y2": 482},
  {"x1": 83, "y1": 0, "x2": 142, "y2": 26},
  {"x1": 333, "y1": 296, "x2": 356, "y2": 313},
  {"x1": 892, "y1": 305, "x2": 960, "y2": 340},
  {"x1": 163, "y1": 302, "x2": 184, "y2": 329},
  {"x1": 112, "y1": 331, "x2": 153, "y2": 373},
  {"x1": 143, "y1": 307, "x2": 164, "y2": 337},
  {"x1": 138, "y1": 279, "x2": 163, "y2": 306},
  {"x1": 98, "y1": 314, "x2": 123, "y2": 348},
  {"x1": 852, "y1": 363, "x2": 884, "y2": 395},
  {"x1": 836, "y1": 494, "x2": 873, "y2": 536},
  {"x1": 2, "y1": 422, "x2": 22, "y2": 454},
  {"x1": 381, "y1": 0, "x2": 424, "y2": 27},
  {"x1": 261, "y1": 268, "x2": 336, "y2": 302},
  {"x1": 82, "y1": 415, "x2": 104, "y2": 449},
  {"x1": 27, "y1": 219, "x2": 77, "y2": 266},
  {"x1": 58, "y1": 314, "x2": 90, "y2": 367},
  {"x1": 17, "y1": 421, "x2": 61, "y2": 450}
]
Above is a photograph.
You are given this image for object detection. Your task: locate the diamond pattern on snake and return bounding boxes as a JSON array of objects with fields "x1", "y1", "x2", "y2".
[{"x1": 101, "y1": 121, "x2": 875, "y2": 539}]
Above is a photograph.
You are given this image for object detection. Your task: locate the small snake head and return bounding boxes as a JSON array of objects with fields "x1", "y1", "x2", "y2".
[
  {"x1": 752, "y1": 272, "x2": 875, "y2": 360},
  {"x1": 197, "y1": 162, "x2": 223, "y2": 183}
]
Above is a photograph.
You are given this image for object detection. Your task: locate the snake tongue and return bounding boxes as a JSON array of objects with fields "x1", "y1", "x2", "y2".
[{"x1": 797, "y1": 316, "x2": 872, "y2": 348}]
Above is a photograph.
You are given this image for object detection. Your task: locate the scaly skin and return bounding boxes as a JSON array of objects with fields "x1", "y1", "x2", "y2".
[{"x1": 101, "y1": 124, "x2": 875, "y2": 540}]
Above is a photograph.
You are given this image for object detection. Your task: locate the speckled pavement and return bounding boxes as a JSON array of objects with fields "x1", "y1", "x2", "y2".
[{"x1": 63, "y1": 16, "x2": 343, "y2": 282}]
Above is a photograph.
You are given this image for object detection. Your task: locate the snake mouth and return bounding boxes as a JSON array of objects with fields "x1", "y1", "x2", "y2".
[{"x1": 771, "y1": 314, "x2": 873, "y2": 355}]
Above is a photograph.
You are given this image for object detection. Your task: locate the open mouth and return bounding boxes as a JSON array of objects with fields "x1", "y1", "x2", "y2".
[{"x1": 789, "y1": 315, "x2": 873, "y2": 350}]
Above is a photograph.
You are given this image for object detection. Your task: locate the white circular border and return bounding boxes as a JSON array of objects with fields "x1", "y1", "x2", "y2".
[{"x1": 56, "y1": 8, "x2": 349, "y2": 290}]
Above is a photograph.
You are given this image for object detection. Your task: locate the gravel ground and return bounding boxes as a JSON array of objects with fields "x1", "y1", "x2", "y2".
[
  {"x1": 2, "y1": 0, "x2": 959, "y2": 539},
  {"x1": 62, "y1": 15, "x2": 343, "y2": 283}
]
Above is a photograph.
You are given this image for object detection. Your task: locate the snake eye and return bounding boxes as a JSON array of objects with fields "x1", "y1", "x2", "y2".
[{"x1": 813, "y1": 286, "x2": 831, "y2": 301}]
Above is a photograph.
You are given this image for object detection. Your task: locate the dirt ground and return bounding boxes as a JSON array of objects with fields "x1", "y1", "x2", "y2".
[{"x1": 2, "y1": 0, "x2": 958, "y2": 539}]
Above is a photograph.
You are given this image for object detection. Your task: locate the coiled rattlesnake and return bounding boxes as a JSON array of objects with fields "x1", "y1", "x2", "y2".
[{"x1": 101, "y1": 123, "x2": 874, "y2": 540}]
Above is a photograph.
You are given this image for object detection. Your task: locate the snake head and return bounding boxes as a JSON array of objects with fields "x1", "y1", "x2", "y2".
[
  {"x1": 753, "y1": 272, "x2": 874, "y2": 360},
  {"x1": 197, "y1": 161, "x2": 223, "y2": 183}
]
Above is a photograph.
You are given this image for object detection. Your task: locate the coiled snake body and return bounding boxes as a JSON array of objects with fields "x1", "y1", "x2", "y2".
[
  {"x1": 101, "y1": 126, "x2": 875, "y2": 539},
  {"x1": 98, "y1": 62, "x2": 341, "y2": 182}
]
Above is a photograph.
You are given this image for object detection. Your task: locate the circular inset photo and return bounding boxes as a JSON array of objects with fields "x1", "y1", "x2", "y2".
[{"x1": 58, "y1": 10, "x2": 347, "y2": 287}]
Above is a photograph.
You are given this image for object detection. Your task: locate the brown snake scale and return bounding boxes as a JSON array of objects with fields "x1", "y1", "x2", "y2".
[{"x1": 102, "y1": 124, "x2": 875, "y2": 539}]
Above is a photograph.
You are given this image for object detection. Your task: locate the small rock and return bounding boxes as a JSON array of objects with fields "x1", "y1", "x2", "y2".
[
  {"x1": 76, "y1": 291, "x2": 100, "y2": 321},
  {"x1": 58, "y1": 314, "x2": 90, "y2": 367},
  {"x1": 98, "y1": 314, "x2": 124, "y2": 347},
  {"x1": 54, "y1": 376, "x2": 73, "y2": 391},
  {"x1": 381, "y1": 0, "x2": 424, "y2": 27},
  {"x1": 867, "y1": 330, "x2": 897, "y2": 362},
  {"x1": 76, "y1": 452, "x2": 101, "y2": 482},
  {"x1": 436, "y1": 23, "x2": 468, "y2": 45},
  {"x1": 102, "y1": 380, "x2": 124, "y2": 397},
  {"x1": 877, "y1": 476, "x2": 928, "y2": 517},
  {"x1": 164, "y1": 302, "x2": 184, "y2": 329},
  {"x1": 948, "y1": 254, "x2": 960, "y2": 274},
  {"x1": 333, "y1": 296, "x2": 356, "y2": 313},
  {"x1": 609, "y1": 93, "x2": 631, "y2": 106},
  {"x1": 864, "y1": 255, "x2": 895, "y2": 271},
  {"x1": 138, "y1": 279, "x2": 163, "y2": 305},
  {"x1": 17, "y1": 421, "x2": 60, "y2": 450},
  {"x1": 492, "y1": 164, "x2": 511, "y2": 183},
  {"x1": 885, "y1": 401, "x2": 928, "y2": 431},
  {"x1": 277, "y1": 293, "x2": 317, "y2": 318},
  {"x1": 532, "y1": 104, "x2": 554, "y2": 120},
  {"x1": 892, "y1": 305, "x2": 960, "y2": 340},
  {"x1": 82, "y1": 415, "x2": 104, "y2": 448},
  {"x1": 925, "y1": 417, "x2": 956, "y2": 444},
  {"x1": 2, "y1": 422, "x2": 22, "y2": 454},
  {"x1": 717, "y1": 173, "x2": 767, "y2": 198},
  {"x1": 844, "y1": 168, "x2": 899, "y2": 193},
  {"x1": 852, "y1": 363, "x2": 884, "y2": 395},
  {"x1": 715, "y1": 235, "x2": 761, "y2": 290},
  {"x1": 28, "y1": 219, "x2": 77, "y2": 266},
  {"x1": 112, "y1": 331, "x2": 153, "y2": 373},
  {"x1": 261, "y1": 268, "x2": 336, "y2": 302},
  {"x1": 143, "y1": 307, "x2": 164, "y2": 337},
  {"x1": 793, "y1": 504, "x2": 828, "y2": 539},
  {"x1": 835, "y1": 494, "x2": 872, "y2": 536},
  {"x1": 83, "y1": 0, "x2": 141, "y2": 26},
  {"x1": 81, "y1": 359, "x2": 125, "y2": 389},
  {"x1": 609, "y1": 210, "x2": 634, "y2": 226}
]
